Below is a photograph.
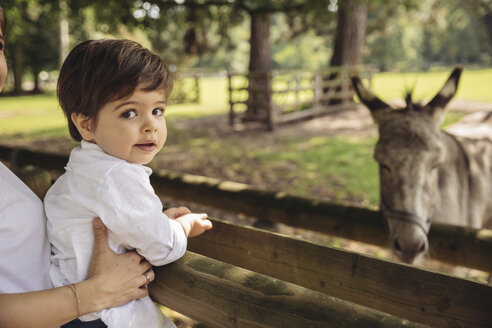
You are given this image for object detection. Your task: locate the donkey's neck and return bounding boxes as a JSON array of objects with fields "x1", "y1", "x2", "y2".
[{"x1": 435, "y1": 131, "x2": 473, "y2": 226}]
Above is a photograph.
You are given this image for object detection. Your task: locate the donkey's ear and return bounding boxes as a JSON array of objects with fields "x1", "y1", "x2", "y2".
[
  {"x1": 424, "y1": 66, "x2": 463, "y2": 125},
  {"x1": 352, "y1": 76, "x2": 390, "y2": 124}
]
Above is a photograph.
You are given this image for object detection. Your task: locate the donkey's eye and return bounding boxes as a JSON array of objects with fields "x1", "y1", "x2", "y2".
[
  {"x1": 431, "y1": 162, "x2": 441, "y2": 171},
  {"x1": 380, "y1": 164, "x2": 391, "y2": 173}
]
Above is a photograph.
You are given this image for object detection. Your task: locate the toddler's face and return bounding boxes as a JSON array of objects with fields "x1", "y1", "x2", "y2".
[{"x1": 88, "y1": 86, "x2": 167, "y2": 164}]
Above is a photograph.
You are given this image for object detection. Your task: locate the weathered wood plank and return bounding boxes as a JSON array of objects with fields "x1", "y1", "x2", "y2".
[
  {"x1": 150, "y1": 252, "x2": 426, "y2": 328},
  {"x1": 2, "y1": 145, "x2": 491, "y2": 271},
  {"x1": 188, "y1": 219, "x2": 492, "y2": 328},
  {"x1": 275, "y1": 103, "x2": 354, "y2": 123}
]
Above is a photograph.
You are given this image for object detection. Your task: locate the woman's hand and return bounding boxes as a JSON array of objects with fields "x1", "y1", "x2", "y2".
[{"x1": 83, "y1": 218, "x2": 154, "y2": 312}]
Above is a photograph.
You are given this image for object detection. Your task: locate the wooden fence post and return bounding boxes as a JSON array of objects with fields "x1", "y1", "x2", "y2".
[
  {"x1": 194, "y1": 73, "x2": 200, "y2": 104},
  {"x1": 228, "y1": 72, "x2": 235, "y2": 126},
  {"x1": 266, "y1": 71, "x2": 274, "y2": 130},
  {"x1": 313, "y1": 72, "x2": 322, "y2": 115}
]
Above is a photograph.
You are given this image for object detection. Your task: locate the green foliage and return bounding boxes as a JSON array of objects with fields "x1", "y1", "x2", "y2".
[
  {"x1": 364, "y1": 0, "x2": 492, "y2": 71},
  {"x1": 4, "y1": 1, "x2": 60, "y2": 82}
]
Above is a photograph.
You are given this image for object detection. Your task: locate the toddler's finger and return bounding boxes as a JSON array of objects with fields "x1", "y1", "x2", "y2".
[{"x1": 203, "y1": 219, "x2": 213, "y2": 229}]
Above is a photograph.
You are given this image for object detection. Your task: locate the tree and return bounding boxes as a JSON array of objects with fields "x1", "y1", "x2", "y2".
[
  {"x1": 330, "y1": 0, "x2": 368, "y2": 68},
  {"x1": 320, "y1": 0, "x2": 367, "y2": 105},
  {"x1": 3, "y1": 0, "x2": 60, "y2": 94}
]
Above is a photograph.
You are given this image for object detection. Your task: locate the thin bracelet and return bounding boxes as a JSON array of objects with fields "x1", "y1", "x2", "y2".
[{"x1": 67, "y1": 283, "x2": 81, "y2": 317}]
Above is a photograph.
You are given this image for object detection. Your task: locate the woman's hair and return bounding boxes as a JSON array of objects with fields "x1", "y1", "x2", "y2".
[
  {"x1": 57, "y1": 39, "x2": 173, "y2": 141},
  {"x1": 0, "y1": 6, "x2": 6, "y2": 36}
]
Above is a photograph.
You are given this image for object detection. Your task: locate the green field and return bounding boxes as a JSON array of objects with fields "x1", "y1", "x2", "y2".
[
  {"x1": 371, "y1": 68, "x2": 492, "y2": 102},
  {"x1": 0, "y1": 68, "x2": 487, "y2": 206}
]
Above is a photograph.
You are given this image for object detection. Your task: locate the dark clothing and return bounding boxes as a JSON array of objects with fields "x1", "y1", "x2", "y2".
[{"x1": 62, "y1": 319, "x2": 107, "y2": 328}]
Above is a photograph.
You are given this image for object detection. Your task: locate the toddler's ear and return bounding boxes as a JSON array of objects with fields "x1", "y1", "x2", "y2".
[{"x1": 71, "y1": 113, "x2": 95, "y2": 141}]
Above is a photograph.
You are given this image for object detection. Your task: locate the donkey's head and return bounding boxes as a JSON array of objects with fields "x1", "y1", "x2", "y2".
[{"x1": 352, "y1": 67, "x2": 462, "y2": 263}]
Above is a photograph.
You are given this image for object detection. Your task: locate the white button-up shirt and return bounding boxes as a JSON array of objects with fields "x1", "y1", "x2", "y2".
[{"x1": 45, "y1": 141, "x2": 186, "y2": 327}]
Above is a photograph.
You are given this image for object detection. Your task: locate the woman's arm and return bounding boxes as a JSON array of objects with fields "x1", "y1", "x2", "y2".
[{"x1": 0, "y1": 218, "x2": 153, "y2": 328}]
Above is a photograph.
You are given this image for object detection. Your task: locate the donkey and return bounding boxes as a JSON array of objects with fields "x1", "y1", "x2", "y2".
[{"x1": 352, "y1": 67, "x2": 492, "y2": 264}]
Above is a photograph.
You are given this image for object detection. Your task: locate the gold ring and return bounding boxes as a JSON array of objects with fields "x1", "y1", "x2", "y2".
[{"x1": 144, "y1": 272, "x2": 151, "y2": 286}]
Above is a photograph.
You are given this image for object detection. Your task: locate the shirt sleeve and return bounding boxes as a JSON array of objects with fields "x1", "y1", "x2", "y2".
[{"x1": 94, "y1": 164, "x2": 187, "y2": 266}]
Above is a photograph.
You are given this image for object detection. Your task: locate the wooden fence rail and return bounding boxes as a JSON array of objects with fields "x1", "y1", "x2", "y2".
[
  {"x1": 189, "y1": 219, "x2": 492, "y2": 328},
  {"x1": 151, "y1": 252, "x2": 427, "y2": 328},
  {"x1": 1, "y1": 144, "x2": 491, "y2": 272}
]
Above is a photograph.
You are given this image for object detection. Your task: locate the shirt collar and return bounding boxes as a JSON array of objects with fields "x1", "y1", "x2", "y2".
[{"x1": 78, "y1": 140, "x2": 153, "y2": 176}]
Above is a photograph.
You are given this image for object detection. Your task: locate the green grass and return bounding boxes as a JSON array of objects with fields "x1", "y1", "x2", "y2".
[
  {"x1": 254, "y1": 136, "x2": 380, "y2": 206},
  {"x1": 370, "y1": 68, "x2": 492, "y2": 103},
  {"x1": 0, "y1": 76, "x2": 229, "y2": 140}
]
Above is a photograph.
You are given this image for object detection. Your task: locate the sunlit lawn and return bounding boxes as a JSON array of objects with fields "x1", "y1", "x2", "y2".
[
  {"x1": 0, "y1": 68, "x2": 488, "y2": 206},
  {"x1": 371, "y1": 68, "x2": 492, "y2": 102},
  {"x1": 0, "y1": 76, "x2": 228, "y2": 139}
]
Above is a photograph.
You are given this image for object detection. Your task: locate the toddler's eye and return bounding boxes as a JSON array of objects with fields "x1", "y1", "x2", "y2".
[
  {"x1": 153, "y1": 108, "x2": 165, "y2": 116},
  {"x1": 121, "y1": 110, "x2": 136, "y2": 119}
]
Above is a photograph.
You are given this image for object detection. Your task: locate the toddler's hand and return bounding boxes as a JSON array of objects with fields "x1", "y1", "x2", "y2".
[
  {"x1": 175, "y1": 213, "x2": 212, "y2": 238},
  {"x1": 163, "y1": 206, "x2": 191, "y2": 219}
]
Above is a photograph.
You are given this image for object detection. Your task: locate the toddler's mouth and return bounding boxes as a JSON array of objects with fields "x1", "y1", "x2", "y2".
[{"x1": 135, "y1": 142, "x2": 156, "y2": 151}]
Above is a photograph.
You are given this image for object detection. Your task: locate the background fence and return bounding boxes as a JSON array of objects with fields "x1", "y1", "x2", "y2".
[{"x1": 228, "y1": 66, "x2": 375, "y2": 130}]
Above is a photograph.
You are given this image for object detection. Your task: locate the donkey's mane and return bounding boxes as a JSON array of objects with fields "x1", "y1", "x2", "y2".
[{"x1": 404, "y1": 92, "x2": 425, "y2": 112}]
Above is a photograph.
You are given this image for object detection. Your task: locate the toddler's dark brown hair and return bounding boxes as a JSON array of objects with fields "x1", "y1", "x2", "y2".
[{"x1": 57, "y1": 39, "x2": 173, "y2": 141}]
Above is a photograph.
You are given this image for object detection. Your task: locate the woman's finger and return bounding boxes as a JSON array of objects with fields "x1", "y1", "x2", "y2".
[
  {"x1": 92, "y1": 217, "x2": 109, "y2": 253},
  {"x1": 139, "y1": 259, "x2": 152, "y2": 273},
  {"x1": 146, "y1": 269, "x2": 155, "y2": 283}
]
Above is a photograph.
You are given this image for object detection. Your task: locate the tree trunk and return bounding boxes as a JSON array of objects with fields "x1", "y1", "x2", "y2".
[
  {"x1": 13, "y1": 41, "x2": 24, "y2": 95},
  {"x1": 483, "y1": 12, "x2": 492, "y2": 45},
  {"x1": 59, "y1": 0, "x2": 70, "y2": 67},
  {"x1": 33, "y1": 68, "x2": 41, "y2": 94},
  {"x1": 245, "y1": 12, "x2": 272, "y2": 126},
  {"x1": 330, "y1": 0, "x2": 367, "y2": 66},
  {"x1": 325, "y1": 0, "x2": 368, "y2": 104}
]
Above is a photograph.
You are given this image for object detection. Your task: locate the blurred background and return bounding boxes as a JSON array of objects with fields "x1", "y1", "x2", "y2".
[{"x1": 1, "y1": 0, "x2": 491, "y2": 94}]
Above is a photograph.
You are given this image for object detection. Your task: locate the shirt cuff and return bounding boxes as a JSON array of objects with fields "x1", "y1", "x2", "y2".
[{"x1": 153, "y1": 219, "x2": 187, "y2": 266}]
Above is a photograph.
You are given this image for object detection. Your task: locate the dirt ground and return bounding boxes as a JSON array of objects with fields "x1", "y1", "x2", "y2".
[{"x1": 172, "y1": 99, "x2": 492, "y2": 141}]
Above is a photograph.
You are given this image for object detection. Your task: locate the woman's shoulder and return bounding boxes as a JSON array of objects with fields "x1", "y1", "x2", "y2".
[{"x1": 0, "y1": 162, "x2": 42, "y2": 203}]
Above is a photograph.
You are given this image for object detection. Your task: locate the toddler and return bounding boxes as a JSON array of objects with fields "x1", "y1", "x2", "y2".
[{"x1": 44, "y1": 39, "x2": 212, "y2": 328}]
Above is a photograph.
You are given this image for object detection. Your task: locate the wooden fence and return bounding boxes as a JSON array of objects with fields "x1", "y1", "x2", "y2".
[
  {"x1": 169, "y1": 72, "x2": 201, "y2": 105},
  {"x1": 228, "y1": 66, "x2": 374, "y2": 130},
  {"x1": 3, "y1": 145, "x2": 492, "y2": 327}
]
